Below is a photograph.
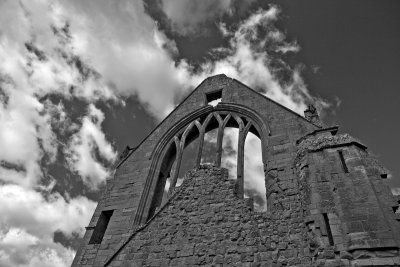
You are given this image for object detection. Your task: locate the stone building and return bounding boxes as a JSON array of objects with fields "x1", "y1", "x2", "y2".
[{"x1": 72, "y1": 75, "x2": 400, "y2": 266}]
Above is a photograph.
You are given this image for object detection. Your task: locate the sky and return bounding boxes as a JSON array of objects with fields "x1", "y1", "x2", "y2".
[{"x1": 0, "y1": 0, "x2": 399, "y2": 266}]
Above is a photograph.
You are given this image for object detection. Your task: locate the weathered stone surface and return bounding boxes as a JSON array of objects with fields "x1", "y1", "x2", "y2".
[{"x1": 73, "y1": 75, "x2": 400, "y2": 267}]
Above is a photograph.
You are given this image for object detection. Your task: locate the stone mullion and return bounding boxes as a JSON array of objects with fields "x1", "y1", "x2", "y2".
[
  {"x1": 215, "y1": 125, "x2": 224, "y2": 167},
  {"x1": 169, "y1": 138, "x2": 183, "y2": 191},
  {"x1": 195, "y1": 128, "x2": 205, "y2": 168},
  {"x1": 236, "y1": 128, "x2": 245, "y2": 198},
  {"x1": 236, "y1": 121, "x2": 252, "y2": 199}
]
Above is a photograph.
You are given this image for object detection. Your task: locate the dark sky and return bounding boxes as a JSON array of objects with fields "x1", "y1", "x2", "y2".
[
  {"x1": 98, "y1": 0, "x2": 400, "y2": 199},
  {"x1": 59, "y1": 0, "x2": 400, "y2": 251},
  {"x1": 273, "y1": 1, "x2": 400, "y2": 187},
  {"x1": 102, "y1": 0, "x2": 400, "y2": 191},
  {"x1": 142, "y1": 0, "x2": 400, "y2": 188}
]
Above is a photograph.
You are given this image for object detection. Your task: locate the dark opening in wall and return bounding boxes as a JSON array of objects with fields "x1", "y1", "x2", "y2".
[
  {"x1": 206, "y1": 89, "x2": 222, "y2": 106},
  {"x1": 338, "y1": 150, "x2": 349, "y2": 173},
  {"x1": 322, "y1": 213, "x2": 334, "y2": 246},
  {"x1": 89, "y1": 210, "x2": 114, "y2": 244},
  {"x1": 393, "y1": 206, "x2": 399, "y2": 213},
  {"x1": 392, "y1": 200, "x2": 400, "y2": 216}
]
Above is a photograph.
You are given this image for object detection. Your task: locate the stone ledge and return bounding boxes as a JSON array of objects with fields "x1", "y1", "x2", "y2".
[
  {"x1": 296, "y1": 125, "x2": 339, "y2": 144},
  {"x1": 350, "y1": 256, "x2": 400, "y2": 266}
]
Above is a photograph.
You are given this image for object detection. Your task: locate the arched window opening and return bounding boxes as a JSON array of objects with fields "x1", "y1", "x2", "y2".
[
  {"x1": 178, "y1": 137, "x2": 199, "y2": 184},
  {"x1": 221, "y1": 128, "x2": 239, "y2": 180},
  {"x1": 161, "y1": 160, "x2": 175, "y2": 205},
  {"x1": 147, "y1": 141, "x2": 177, "y2": 220},
  {"x1": 147, "y1": 111, "x2": 268, "y2": 221},
  {"x1": 177, "y1": 122, "x2": 200, "y2": 180},
  {"x1": 244, "y1": 132, "x2": 266, "y2": 212}
]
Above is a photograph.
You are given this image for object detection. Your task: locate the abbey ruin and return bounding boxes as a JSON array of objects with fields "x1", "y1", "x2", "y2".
[{"x1": 72, "y1": 75, "x2": 400, "y2": 266}]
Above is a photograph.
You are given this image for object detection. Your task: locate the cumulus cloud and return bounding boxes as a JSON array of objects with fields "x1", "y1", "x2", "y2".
[
  {"x1": 221, "y1": 128, "x2": 239, "y2": 179},
  {"x1": 196, "y1": 7, "x2": 327, "y2": 114},
  {"x1": 66, "y1": 104, "x2": 117, "y2": 189},
  {"x1": 58, "y1": 1, "x2": 324, "y2": 118},
  {"x1": 0, "y1": 1, "x2": 115, "y2": 265},
  {"x1": 243, "y1": 133, "x2": 266, "y2": 211},
  {"x1": 0, "y1": 184, "x2": 96, "y2": 267},
  {"x1": 58, "y1": 0, "x2": 195, "y2": 118},
  {"x1": 0, "y1": 0, "x2": 119, "y2": 189},
  {"x1": 10, "y1": 0, "x2": 323, "y2": 119},
  {"x1": 0, "y1": 90, "x2": 56, "y2": 187},
  {"x1": 0, "y1": 0, "x2": 330, "y2": 265},
  {"x1": 161, "y1": 0, "x2": 233, "y2": 36}
]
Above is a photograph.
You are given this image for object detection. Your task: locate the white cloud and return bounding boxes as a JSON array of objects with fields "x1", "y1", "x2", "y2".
[
  {"x1": 161, "y1": 0, "x2": 233, "y2": 36},
  {"x1": 196, "y1": 7, "x2": 327, "y2": 115},
  {"x1": 220, "y1": 129, "x2": 266, "y2": 211},
  {"x1": 221, "y1": 128, "x2": 239, "y2": 180},
  {"x1": 0, "y1": 0, "x2": 119, "y2": 189},
  {"x1": 0, "y1": 86, "x2": 57, "y2": 187},
  {"x1": 392, "y1": 187, "x2": 400, "y2": 196},
  {"x1": 0, "y1": 0, "x2": 329, "y2": 266},
  {"x1": 66, "y1": 104, "x2": 117, "y2": 190},
  {"x1": 53, "y1": 0, "x2": 196, "y2": 118},
  {"x1": 0, "y1": 1, "x2": 117, "y2": 265},
  {"x1": 0, "y1": 184, "x2": 96, "y2": 267},
  {"x1": 243, "y1": 133, "x2": 266, "y2": 211},
  {"x1": 15, "y1": 1, "x2": 322, "y2": 119},
  {"x1": 0, "y1": 228, "x2": 75, "y2": 267}
]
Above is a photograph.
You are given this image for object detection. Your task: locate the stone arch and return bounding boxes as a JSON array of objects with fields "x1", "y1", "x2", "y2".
[
  {"x1": 134, "y1": 103, "x2": 270, "y2": 225},
  {"x1": 146, "y1": 137, "x2": 178, "y2": 219}
]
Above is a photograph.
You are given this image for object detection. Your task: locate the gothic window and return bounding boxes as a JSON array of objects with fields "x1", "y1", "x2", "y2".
[{"x1": 147, "y1": 111, "x2": 267, "y2": 221}]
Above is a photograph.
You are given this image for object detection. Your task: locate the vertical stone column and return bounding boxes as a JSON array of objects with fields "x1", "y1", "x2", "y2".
[
  {"x1": 169, "y1": 137, "x2": 182, "y2": 190},
  {"x1": 215, "y1": 125, "x2": 224, "y2": 167},
  {"x1": 195, "y1": 128, "x2": 205, "y2": 168},
  {"x1": 236, "y1": 128, "x2": 245, "y2": 198},
  {"x1": 235, "y1": 117, "x2": 251, "y2": 199}
]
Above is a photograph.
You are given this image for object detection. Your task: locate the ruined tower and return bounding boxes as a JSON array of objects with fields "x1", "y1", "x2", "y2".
[{"x1": 73, "y1": 75, "x2": 400, "y2": 266}]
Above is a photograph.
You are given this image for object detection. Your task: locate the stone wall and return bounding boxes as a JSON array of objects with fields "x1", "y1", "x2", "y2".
[
  {"x1": 294, "y1": 128, "x2": 400, "y2": 266},
  {"x1": 105, "y1": 166, "x2": 312, "y2": 267},
  {"x1": 97, "y1": 162, "x2": 399, "y2": 267},
  {"x1": 72, "y1": 75, "x2": 400, "y2": 266}
]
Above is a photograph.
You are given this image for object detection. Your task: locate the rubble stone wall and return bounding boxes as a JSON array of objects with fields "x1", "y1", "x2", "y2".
[{"x1": 108, "y1": 166, "x2": 312, "y2": 267}]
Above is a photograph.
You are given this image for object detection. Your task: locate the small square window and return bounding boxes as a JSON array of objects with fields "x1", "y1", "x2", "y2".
[
  {"x1": 206, "y1": 89, "x2": 222, "y2": 107},
  {"x1": 88, "y1": 210, "x2": 114, "y2": 244}
]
